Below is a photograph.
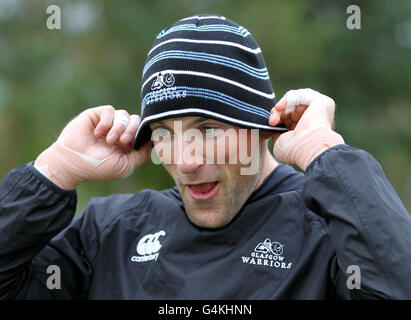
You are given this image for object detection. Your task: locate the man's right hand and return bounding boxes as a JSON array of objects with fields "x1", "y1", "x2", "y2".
[{"x1": 34, "y1": 105, "x2": 152, "y2": 190}]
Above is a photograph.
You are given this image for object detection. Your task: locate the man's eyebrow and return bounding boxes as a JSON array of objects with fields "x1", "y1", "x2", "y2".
[
  {"x1": 150, "y1": 121, "x2": 172, "y2": 130},
  {"x1": 151, "y1": 117, "x2": 210, "y2": 129},
  {"x1": 187, "y1": 117, "x2": 210, "y2": 126}
]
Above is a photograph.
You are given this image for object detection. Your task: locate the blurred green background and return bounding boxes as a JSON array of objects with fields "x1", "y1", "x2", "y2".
[{"x1": 0, "y1": 0, "x2": 410, "y2": 214}]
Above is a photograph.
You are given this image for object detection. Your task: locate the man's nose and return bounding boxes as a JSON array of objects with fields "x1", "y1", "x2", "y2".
[{"x1": 174, "y1": 138, "x2": 204, "y2": 173}]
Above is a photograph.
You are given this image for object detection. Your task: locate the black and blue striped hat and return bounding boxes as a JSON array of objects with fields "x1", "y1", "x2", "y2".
[{"x1": 134, "y1": 14, "x2": 287, "y2": 150}]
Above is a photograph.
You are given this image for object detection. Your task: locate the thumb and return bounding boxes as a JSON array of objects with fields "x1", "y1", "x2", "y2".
[
  {"x1": 273, "y1": 123, "x2": 344, "y2": 170},
  {"x1": 128, "y1": 140, "x2": 152, "y2": 170},
  {"x1": 273, "y1": 130, "x2": 296, "y2": 165},
  {"x1": 118, "y1": 143, "x2": 152, "y2": 179}
]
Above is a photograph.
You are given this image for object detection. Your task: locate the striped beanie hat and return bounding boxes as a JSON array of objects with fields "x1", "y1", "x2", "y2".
[{"x1": 134, "y1": 14, "x2": 287, "y2": 150}]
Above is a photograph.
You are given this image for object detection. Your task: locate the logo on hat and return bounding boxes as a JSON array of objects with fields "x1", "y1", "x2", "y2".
[{"x1": 151, "y1": 72, "x2": 175, "y2": 90}]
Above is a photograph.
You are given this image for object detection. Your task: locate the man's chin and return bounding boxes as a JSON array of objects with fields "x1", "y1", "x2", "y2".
[
  {"x1": 185, "y1": 207, "x2": 232, "y2": 229},
  {"x1": 178, "y1": 184, "x2": 236, "y2": 228}
]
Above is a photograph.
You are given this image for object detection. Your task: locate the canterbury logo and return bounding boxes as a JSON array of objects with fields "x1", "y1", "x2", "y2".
[{"x1": 131, "y1": 230, "x2": 166, "y2": 263}]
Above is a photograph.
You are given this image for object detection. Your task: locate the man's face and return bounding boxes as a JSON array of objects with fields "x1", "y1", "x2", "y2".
[{"x1": 149, "y1": 116, "x2": 264, "y2": 229}]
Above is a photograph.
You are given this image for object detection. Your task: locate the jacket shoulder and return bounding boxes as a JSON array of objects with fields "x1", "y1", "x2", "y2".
[
  {"x1": 79, "y1": 189, "x2": 151, "y2": 229},
  {"x1": 80, "y1": 188, "x2": 181, "y2": 231}
]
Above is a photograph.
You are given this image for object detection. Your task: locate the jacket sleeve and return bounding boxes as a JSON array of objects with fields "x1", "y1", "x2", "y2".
[
  {"x1": 0, "y1": 162, "x2": 95, "y2": 299},
  {"x1": 302, "y1": 144, "x2": 411, "y2": 299}
]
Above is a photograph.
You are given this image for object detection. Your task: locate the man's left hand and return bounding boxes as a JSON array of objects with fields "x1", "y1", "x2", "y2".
[{"x1": 268, "y1": 88, "x2": 345, "y2": 171}]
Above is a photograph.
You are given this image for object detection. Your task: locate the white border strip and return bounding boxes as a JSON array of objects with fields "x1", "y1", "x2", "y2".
[
  {"x1": 135, "y1": 108, "x2": 287, "y2": 140},
  {"x1": 141, "y1": 70, "x2": 275, "y2": 99},
  {"x1": 179, "y1": 15, "x2": 226, "y2": 21},
  {"x1": 148, "y1": 38, "x2": 261, "y2": 56}
]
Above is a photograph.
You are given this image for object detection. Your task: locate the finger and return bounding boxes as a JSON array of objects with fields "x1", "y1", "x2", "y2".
[
  {"x1": 269, "y1": 96, "x2": 286, "y2": 126},
  {"x1": 285, "y1": 88, "x2": 320, "y2": 114},
  {"x1": 120, "y1": 115, "x2": 140, "y2": 145},
  {"x1": 92, "y1": 105, "x2": 115, "y2": 138},
  {"x1": 269, "y1": 89, "x2": 321, "y2": 127},
  {"x1": 106, "y1": 110, "x2": 130, "y2": 145},
  {"x1": 301, "y1": 96, "x2": 336, "y2": 128},
  {"x1": 273, "y1": 95, "x2": 287, "y2": 112}
]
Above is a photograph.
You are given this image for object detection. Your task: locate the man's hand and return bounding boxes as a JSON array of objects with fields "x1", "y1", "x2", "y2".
[
  {"x1": 34, "y1": 105, "x2": 152, "y2": 190},
  {"x1": 268, "y1": 88, "x2": 345, "y2": 171}
]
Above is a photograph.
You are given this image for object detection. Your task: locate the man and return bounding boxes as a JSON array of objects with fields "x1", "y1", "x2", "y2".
[{"x1": 1, "y1": 14, "x2": 410, "y2": 299}]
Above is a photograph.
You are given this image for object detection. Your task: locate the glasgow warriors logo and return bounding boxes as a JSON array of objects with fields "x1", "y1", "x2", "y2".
[
  {"x1": 254, "y1": 238, "x2": 284, "y2": 256},
  {"x1": 151, "y1": 72, "x2": 175, "y2": 90},
  {"x1": 145, "y1": 71, "x2": 186, "y2": 108},
  {"x1": 242, "y1": 238, "x2": 292, "y2": 270},
  {"x1": 270, "y1": 241, "x2": 284, "y2": 256}
]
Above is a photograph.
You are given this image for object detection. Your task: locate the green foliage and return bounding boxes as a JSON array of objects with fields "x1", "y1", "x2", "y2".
[{"x1": 0, "y1": 0, "x2": 410, "y2": 213}]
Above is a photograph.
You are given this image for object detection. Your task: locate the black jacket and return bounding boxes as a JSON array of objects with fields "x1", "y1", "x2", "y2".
[{"x1": 0, "y1": 144, "x2": 410, "y2": 299}]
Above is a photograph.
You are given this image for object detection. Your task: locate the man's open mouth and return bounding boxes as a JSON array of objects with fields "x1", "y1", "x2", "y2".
[{"x1": 186, "y1": 181, "x2": 221, "y2": 200}]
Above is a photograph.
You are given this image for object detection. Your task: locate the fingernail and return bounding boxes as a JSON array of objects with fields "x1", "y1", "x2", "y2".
[
  {"x1": 108, "y1": 133, "x2": 118, "y2": 143},
  {"x1": 95, "y1": 129, "x2": 103, "y2": 137},
  {"x1": 121, "y1": 133, "x2": 132, "y2": 143},
  {"x1": 269, "y1": 114, "x2": 275, "y2": 125}
]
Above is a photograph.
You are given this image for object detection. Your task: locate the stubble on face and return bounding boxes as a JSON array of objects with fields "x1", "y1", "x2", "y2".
[
  {"x1": 151, "y1": 116, "x2": 266, "y2": 229},
  {"x1": 166, "y1": 159, "x2": 262, "y2": 229}
]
